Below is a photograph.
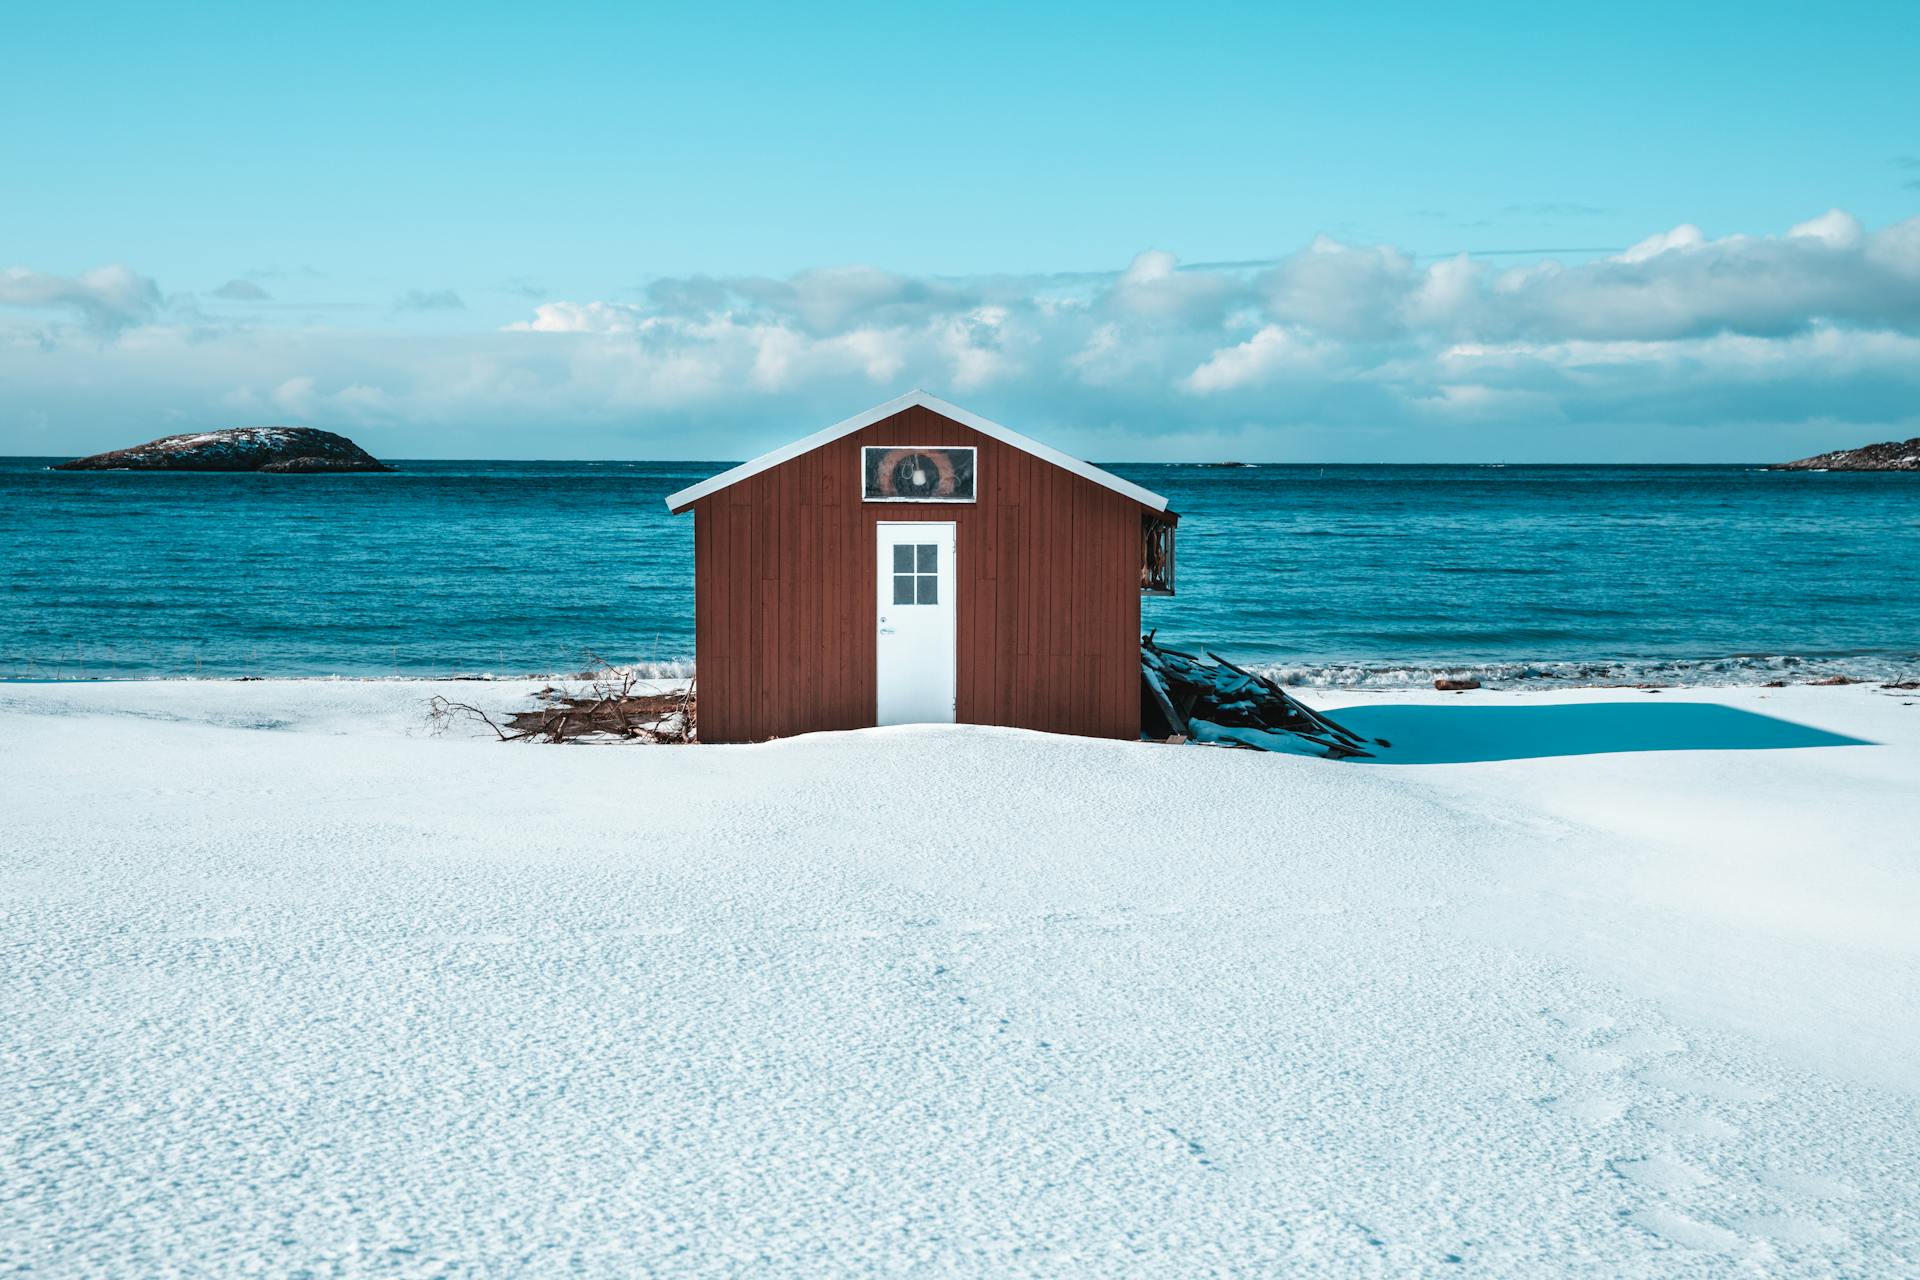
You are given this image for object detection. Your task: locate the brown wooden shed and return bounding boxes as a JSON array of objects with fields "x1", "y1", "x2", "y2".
[{"x1": 665, "y1": 391, "x2": 1178, "y2": 743}]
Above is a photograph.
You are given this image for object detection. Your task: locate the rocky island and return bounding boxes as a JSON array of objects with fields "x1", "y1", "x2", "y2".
[
  {"x1": 55, "y1": 427, "x2": 393, "y2": 473},
  {"x1": 1774, "y1": 437, "x2": 1920, "y2": 472}
]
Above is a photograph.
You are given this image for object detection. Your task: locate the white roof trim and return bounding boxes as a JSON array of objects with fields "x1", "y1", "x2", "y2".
[{"x1": 664, "y1": 390, "x2": 1171, "y2": 514}]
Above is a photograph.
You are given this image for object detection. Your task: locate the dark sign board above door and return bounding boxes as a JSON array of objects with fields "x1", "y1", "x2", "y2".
[{"x1": 862, "y1": 446, "x2": 977, "y2": 502}]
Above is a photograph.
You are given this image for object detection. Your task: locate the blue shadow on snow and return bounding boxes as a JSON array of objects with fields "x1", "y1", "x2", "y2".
[{"x1": 1331, "y1": 701, "x2": 1872, "y2": 765}]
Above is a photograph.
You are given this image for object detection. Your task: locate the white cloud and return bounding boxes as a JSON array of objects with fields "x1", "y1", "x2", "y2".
[
  {"x1": 1404, "y1": 254, "x2": 1485, "y2": 335},
  {"x1": 211, "y1": 279, "x2": 272, "y2": 302},
  {"x1": 1789, "y1": 209, "x2": 1863, "y2": 249},
  {"x1": 0, "y1": 264, "x2": 163, "y2": 334},
  {"x1": 4, "y1": 210, "x2": 1920, "y2": 458},
  {"x1": 1616, "y1": 223, "x2": 1707, "y2": 263},
  {"x1": 272, "y1": 376, "x2": 318, "y2": 417},
  {"x1": 1186, "y1": 326, "x2": 1315, "y2": 393},
  {"x1": 1109, "y1": 250, "x2": 1241, "y2": 325},
  {"x1": 1259, "y1": 236, "x2": 1418, "y2": 340},
  {"x1": 508, "y1": 301, "x2": 647, "y2": 334}
]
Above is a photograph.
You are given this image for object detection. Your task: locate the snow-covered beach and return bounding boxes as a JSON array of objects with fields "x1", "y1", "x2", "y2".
[{"x1": 3, "y1": 679, "x2": 1917, "y2": 1275}]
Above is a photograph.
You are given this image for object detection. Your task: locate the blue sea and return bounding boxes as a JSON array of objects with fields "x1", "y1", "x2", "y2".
[{"x1": 3, "y1": 458, "x2": 1916, "y2": 686}]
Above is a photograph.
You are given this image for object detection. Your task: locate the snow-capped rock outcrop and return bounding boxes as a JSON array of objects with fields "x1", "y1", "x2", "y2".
[
  {"x1": 1774, "y1": 438, "x2": 1920, "y2": 471},
  {"x1": 55, "y1": 427, "x2": 393, "y2": 472}
]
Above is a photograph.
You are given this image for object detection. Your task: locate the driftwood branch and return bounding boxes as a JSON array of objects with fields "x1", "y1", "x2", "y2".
[
  {"x1": 430, "y1": 658, "x2": 697, "y2": 744},
  {"x1": 428, "y1": 696, "x2": 513, "y2": 740}
]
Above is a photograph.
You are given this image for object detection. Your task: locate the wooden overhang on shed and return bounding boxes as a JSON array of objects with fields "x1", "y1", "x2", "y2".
[{"x1": 665, "y1": 391, "x2": 1178, "y2": 743}]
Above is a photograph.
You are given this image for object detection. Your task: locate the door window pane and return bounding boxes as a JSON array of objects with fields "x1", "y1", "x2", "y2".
[{"x1": 885, "y1": 539, "x2": 944, "y2": 606}]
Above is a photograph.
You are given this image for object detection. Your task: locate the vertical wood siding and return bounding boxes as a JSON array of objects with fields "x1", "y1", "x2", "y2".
[{"x1": 691, "y1": 405, "x2": 1144, "y2": 742}]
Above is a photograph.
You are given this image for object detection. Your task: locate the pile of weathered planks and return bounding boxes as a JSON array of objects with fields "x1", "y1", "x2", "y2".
[{"x1": 1142, "y1": 634, "x2": 1385, "y2": 759}]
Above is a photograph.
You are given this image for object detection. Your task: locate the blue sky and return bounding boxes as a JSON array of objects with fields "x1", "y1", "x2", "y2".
[{"x1": 4, "y1": 1, "x2": 1918, "y2": 460}]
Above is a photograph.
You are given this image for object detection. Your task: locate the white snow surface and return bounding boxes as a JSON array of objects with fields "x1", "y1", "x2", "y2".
[{"x1": 2, "y1": 679, "x2": 1917, "y2": 1276}]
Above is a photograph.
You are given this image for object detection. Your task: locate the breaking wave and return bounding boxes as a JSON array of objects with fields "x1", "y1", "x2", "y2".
[{"x1": 1247, "y1": 652, "x2": 1920, "y2": 690}]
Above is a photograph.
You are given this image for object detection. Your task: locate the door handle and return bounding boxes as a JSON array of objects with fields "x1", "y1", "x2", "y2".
[{"x1": 878, "y1": 627, "x2": 896, "y2": 635}]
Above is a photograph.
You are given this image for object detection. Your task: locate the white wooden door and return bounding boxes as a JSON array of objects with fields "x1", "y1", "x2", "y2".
[{"x1": 875, "y1": 522, "x2": 956, "y2": 726}]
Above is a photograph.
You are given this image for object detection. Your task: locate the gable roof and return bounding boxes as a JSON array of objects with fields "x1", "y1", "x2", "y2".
[{"x1": 663, "y1": 390, "x2": 1171, "y2": 514}]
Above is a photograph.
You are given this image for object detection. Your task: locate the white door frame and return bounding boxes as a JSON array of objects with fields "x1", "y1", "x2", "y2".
[{"x1": 874, "y1": 521, "x2": 957, "y2": 726}]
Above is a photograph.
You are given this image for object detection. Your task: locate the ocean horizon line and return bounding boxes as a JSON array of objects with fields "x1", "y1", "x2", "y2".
[{"x1": 1, "y1": 454, "x2": 1851, "y2": 470}]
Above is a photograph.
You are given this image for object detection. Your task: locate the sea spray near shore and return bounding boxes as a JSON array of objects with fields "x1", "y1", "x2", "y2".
[
  {"x1": 1253, "y1": 652, "x2": 1920, "y2": 690},
  {"x1": 11, "y1": 654, "x2": 1914, "y2": 690},
  {"x1": 4, "y1": 457, "x2": 1916, "y2": 683}
]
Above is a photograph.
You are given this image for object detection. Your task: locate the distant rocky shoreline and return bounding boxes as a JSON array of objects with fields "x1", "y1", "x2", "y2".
[
  {"x1": 1773, "y1": 437, "x2": 1920, "y2": 472},
  {"x1": 55, "y1": 427, "x2": 392, "y2": 473}
]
